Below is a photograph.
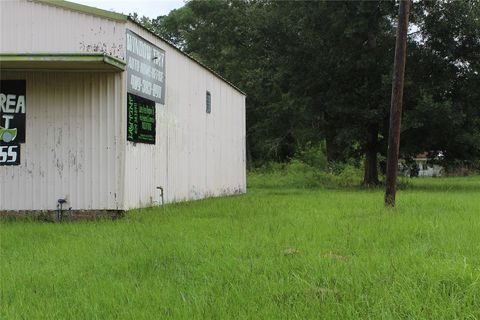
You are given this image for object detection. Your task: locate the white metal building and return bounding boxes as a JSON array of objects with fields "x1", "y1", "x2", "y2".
[{"x1": 0, "y1": 0, "x2": 246, "y2": 215}]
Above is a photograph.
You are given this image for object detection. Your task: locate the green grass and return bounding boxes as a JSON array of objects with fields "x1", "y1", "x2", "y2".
[{"x1": 1, "y1": 176, "x2": 480, "y2": 319}]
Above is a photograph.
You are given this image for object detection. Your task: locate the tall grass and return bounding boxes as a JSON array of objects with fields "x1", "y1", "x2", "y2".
[
  {"x1": 1, "y1": 176, "x2": 479, "y2": 319},
  {"x1": 248, "y1": 159, "x2": 364, "y2": 189}
]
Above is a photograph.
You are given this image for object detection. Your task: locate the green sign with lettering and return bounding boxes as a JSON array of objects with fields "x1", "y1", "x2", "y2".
[{"x1": 127, "y1": 93, "x2": 156, "y2": 144}]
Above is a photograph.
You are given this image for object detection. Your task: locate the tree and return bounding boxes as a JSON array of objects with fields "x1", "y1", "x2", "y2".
[
  {"x1": 266, "y1": 1, "x2": 398, "y2": 185},
  {"x1": 402, "y1": 0, "x2": 480, "y2": 167},
  {"x1": 137, "y1": 0, "x2": 480, "y2": 180}
]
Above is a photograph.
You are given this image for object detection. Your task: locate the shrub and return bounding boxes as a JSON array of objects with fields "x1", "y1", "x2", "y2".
[
  {"x1": 248, "y1": 159, "x2": 363, "y2": 189},
  {"x1": 295, "y1": 142, "x2": 328, "y2": 171}
]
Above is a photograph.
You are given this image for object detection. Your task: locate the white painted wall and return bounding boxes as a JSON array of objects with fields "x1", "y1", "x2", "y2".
[
  {"x1": 0, "y1": 71, "x2": 125, "y2": 211},
  {"x1": 123, "y1": 22, "x2": 246, "y2": 209},
  {"x1": 0, "y1": 0, "x2": 246, "y2": 212},
  {"x1": 0, "y1": 0, "x2": 125, "y2": 59}
]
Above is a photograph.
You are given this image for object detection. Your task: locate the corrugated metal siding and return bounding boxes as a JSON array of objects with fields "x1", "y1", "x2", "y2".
[
  {"x1": 0, "y1": 0, "x2": 125, "y2": 59},
  {"x1": 0, "y1": 0, "x2": 245, "y2": 211},
  {"x1": 0, "y1": 71, "x2": 124, "y2": 211},
  {"x1": 123, "y1": 23, "x2": 246, "y2": 209}
]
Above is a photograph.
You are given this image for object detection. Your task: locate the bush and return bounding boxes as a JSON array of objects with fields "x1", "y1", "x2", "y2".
[
  {"x1": 334, "y1": 164, "x2": 363, "y2": 187},
  {"x1": 295, "y1": 142, "x2": 328, "y2": 171},
  {"x1": 248, "y1": 160, "x2": 318, "y2": 189},
  {"x1": 248, "y1": 159, "x2": 363, "y2": 189}
]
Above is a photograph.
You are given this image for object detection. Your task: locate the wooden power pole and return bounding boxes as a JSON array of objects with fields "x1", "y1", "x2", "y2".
[{"x1": 385, "y1": 0, "x2": 411, "y2": 207}]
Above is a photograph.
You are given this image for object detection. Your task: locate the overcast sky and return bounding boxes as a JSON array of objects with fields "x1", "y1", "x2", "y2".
[{"x1": 75, "y1": 0, "x2": 185, "y2": 18}]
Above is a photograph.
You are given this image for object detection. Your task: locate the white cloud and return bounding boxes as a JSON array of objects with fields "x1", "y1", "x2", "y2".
[{"x1": 74, "y1": 0, "x2": 185, "y2": 18}]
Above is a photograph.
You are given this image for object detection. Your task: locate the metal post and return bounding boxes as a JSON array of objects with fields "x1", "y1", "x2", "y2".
[{"x1": 385, "y1": 0, "x2": 411, "y2": 207}]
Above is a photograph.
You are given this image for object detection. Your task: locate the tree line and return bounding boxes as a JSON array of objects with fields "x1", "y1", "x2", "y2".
[{"x1": 133, "y1": 0, "x2": 480, "y2": 185}]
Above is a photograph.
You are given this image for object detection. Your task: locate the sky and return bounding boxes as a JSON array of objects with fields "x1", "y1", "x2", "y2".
[{"x1": 74, "y1": 0, "x2": 185, "y2": 18}]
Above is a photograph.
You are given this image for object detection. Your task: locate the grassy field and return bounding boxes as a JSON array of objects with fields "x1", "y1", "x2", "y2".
[{"x1": 1, "y1": 176, "x2": 480, "y2": 319}]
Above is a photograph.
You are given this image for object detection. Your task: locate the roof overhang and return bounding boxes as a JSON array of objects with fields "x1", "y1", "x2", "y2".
[
  {"x1": 0, "y1": 53, "x2": 126, "y2": 72},
  {"x1": 31, "y1": 0, "x2": 128, "y2": 22}
]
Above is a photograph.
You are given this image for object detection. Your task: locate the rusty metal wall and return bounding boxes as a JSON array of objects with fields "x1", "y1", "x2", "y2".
[
  {"x1": 0, "y1": 0, "x2": 125, "y2": 59},
  {"x1": 0, "y1": 71, "x2": 125, "y2": 211},
  {"x1": 123, "y1": 22, "x2": 246, "y2": 208}
]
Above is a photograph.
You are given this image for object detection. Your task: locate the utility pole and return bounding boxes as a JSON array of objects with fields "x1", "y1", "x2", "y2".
[{"x1": 385, "y1": 0, "x2": 411, "y2": 207}]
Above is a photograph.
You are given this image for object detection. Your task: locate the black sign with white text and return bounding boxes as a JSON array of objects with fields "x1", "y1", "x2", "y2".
[
  {"x1": 1, "y1": 80, "x2": 25, "y2": 165},
  {"x1": 0, "y1": 143, "x2": 20, "y2": 165}
]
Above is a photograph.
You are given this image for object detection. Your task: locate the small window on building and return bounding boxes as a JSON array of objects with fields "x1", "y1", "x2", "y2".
[{"x1": 206, "y1": 91, "x2": 211, "y2": 114}]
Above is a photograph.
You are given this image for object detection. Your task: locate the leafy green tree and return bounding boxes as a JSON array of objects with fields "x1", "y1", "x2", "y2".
[
  {"x1": 136, "y1": 0, "x2": 480, "y2": 181},
  {"x1": 402, "y1": 0, "x2": 480, "y2": 167}
]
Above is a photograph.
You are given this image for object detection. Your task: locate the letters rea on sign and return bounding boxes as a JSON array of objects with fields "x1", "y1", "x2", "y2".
[{"x1": 0, "y1": 80, "x2": 26, "y2": 166}]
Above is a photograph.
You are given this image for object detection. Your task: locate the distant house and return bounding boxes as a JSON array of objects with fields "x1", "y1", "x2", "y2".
[
  {"x1": 399, "y1": 152, "x2": 443, "y2": 177},
  {"x1": 412, "y1": 152, "x2": 443, "y2": 177}
]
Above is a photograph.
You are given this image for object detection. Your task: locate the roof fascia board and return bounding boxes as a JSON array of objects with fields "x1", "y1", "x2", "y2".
[
  {"x1": 32, "y1": 0, "x2": 127, "y2": 22},
  {"x1": 0, "y1": 52, "x2": 126, "y2": 71}
]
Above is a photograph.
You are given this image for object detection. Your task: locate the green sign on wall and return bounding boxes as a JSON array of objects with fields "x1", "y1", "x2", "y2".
[{"x1": 127, "y1": 93, "x2": 156, "y2": 144}]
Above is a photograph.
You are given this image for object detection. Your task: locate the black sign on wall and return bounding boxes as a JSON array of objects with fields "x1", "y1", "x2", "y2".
[
  {"x1": 127, "y1": 93, "x2": 156, "y2": 144},
  {"x1": 0, "y1": 143, "x2": 21, "y2": 165},
  {"x1": 0, "y1": 80, "x2": 25, "y2": 166}
]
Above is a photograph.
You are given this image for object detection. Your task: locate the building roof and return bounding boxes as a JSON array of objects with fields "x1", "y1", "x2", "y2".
[
  {"x1": 33, "y1": 0, "x2": 247, "y2": 96},
  {"x1": 34, "y1": 0, "x2": 128, "y2": 21},
  {"x1": 0, "y1": 52, "x2": 126, "y2": 71}
]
